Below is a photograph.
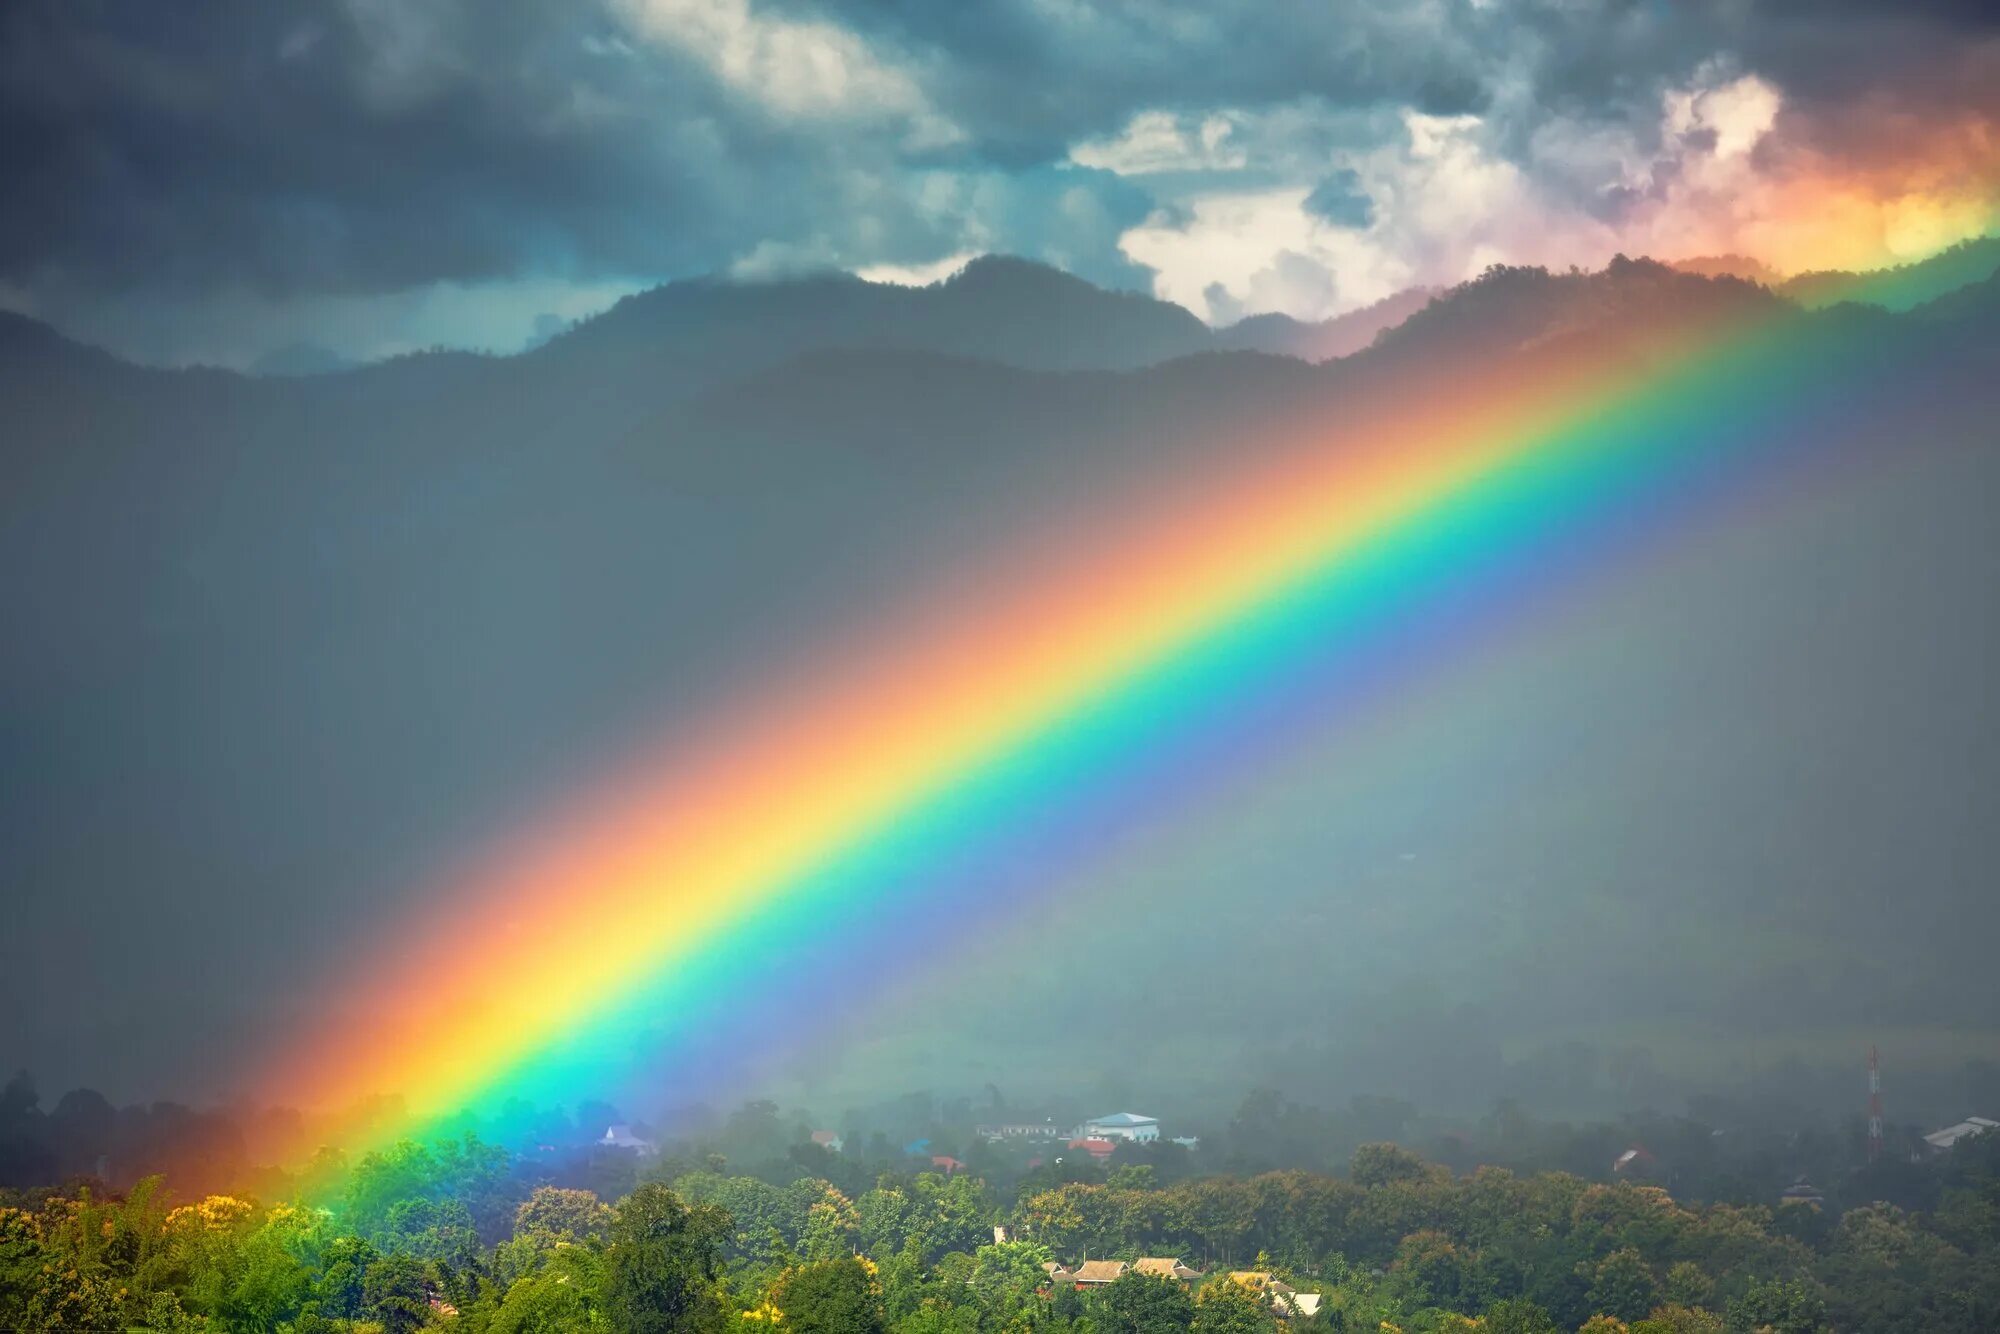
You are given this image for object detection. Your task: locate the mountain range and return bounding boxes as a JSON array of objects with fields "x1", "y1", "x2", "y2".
[{"x1": 4, "y1": 251, "x2": 2000, "y2": 1115}]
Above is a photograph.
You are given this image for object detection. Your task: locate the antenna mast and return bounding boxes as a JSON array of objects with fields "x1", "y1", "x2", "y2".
[{"x1": 1867, "y1": 1045, "x2": 1884, "y2": 1163}]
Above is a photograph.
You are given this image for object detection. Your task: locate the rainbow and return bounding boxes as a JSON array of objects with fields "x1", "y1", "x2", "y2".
[{"x1": 254, "y1": 283, "x2": 1913, "y2": 1159}]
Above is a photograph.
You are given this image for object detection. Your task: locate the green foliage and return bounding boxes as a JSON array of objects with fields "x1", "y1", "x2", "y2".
[
  {"x1": 1632, "y1": 1305, "x2": 1726, "y2": 1334},
  {"x1": 1724, "y1": 1276, "x2": 1828, "y2": 1334},
  {"x1": 345, "y1": 1132, "x2": 512, "y2": 1240},
  {"x1": 1190, "y1": 1275, "x2": 1275, "y2": 1334},
  {"x1": 6, "y1": 1117, "x2": 2000, "y2": 1334},
  {"x1": 778, "y1": 1256, "x2": 887, "y2": 1334},
  {"x1": 515, "y1": 1185, "x2": 614, "y2": 1242},
  {"x1": 602, "y1": 1181, "x2": 729, "y2": 1334},
  {"x1": 1483, "y1": 1296, "x2": 1561, "y2": 1334},
  {"x1": 361, "y1": 1251, "x2": 431, "y2": 1334},
  {"x1": 968, "y1": 1240, "x2": 1053, "y2": 1330},
  {"x1": 1350, "y1": 1142, "x2": 1429, "y2": 1188},
  {"x1": 1092, "y1": 1271, "x2": 1194, "y2": 1334},
  {"x1": 313, "y1": 1233, "x2": 380, "y2": 1317},
  {"x1": 1586, "y1": 1248, "x2": 1660, "y2": 1323},
  {"x1": 486, "y1": 1242, "x2": 609, "y2": 1333},
  {"x1": 802, "y1": 1185, "x2": 864, "y2": 1262}
]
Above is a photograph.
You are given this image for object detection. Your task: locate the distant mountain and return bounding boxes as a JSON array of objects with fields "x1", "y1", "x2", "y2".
[
  {"x1": 534, "y1": 254, "x2": 1214, "y2": 383},
  {"x1": 1214, "y1": 286, "x2": 1439, "y2": 362},
  {"x1": 246, "y1": 342, "x2": 359, "y2": 377},
  {"x1": 5, "y1": 257, "x2": 2000, "y2": 1102},
  {"x1": 1670, "y1": 254, "x2": 1784, "y2": 286},
  {"x1": 1362, "y1": 255, "x2": 1782, "y2": 367},
  {"x1": 1779, "y1": 235, "x2": 2000, "y2": 312}
]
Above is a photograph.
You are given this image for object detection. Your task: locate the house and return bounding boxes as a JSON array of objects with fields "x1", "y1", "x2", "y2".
[
  {"x1": 1779, "y1": 1178, "x2": 1825, "y2": 1208},
  {"x1": 1133, "y1": 1257, "x2": 1203, "y2": 1281},
  {"x1": 1067, "y1": 1137, "x2": 1117, "y2": 1161},
  {"x1": 1280, "y1": 1293, "x2": 1324, "y2": 1319},
  {"x1": 1076, "y1": 1112, "x2": 1161, "y2": 1142},
  {"x1": 810, "y1": 1130, "x2": 844, "y2": 1153},
  {"x1": 931, "y1": 1155, "x2": 966, "y2": 1174},
  {"x1": 1069, "y1": 1260, "x2": 1129, "y2": 1287},
  {"x1": 1612, "y1": 1145, "x2": 1659, "y2": 1176},
  {"x1": 1924, "y1": 1116, "x2": 2000, "y2": 1152},
  {"x1": 977, "y1": 1120, "x2": 1062, "y2": 1142},
  {"x1": 1227, "y1": 1272, "x2": 1325, "y2": 1321},
  {"x1": 599, "y1": 1124, "x2": 657, "y2": 1155}
]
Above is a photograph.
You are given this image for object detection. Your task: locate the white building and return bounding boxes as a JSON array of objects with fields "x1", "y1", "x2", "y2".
[
  {"x1": 600, "y1": 1124, "x2": 657, "y2": 1155},
  {"x1": 976, "y1": 1120, "x2": 1062, "y2": 1142},
  {"x1": 1076, "y1": 1112, "x2": 1160, "y2": 1142},
  {"x1": 1924, "y1": 1116, "x2": 1999, "y2": 1152}
]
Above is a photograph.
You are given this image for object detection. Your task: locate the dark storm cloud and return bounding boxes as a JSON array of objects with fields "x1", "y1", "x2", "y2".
[
  {"x1": 1303, "y1": 170, "x2": 1375, "y2": 229},
  {"x1": 0, "y1": 1, "x2": 689, "y2": 294},
  {"x1": 810, "y1": 0, "x2": 1497, "y2": 160},
  {"x1": 0, "y1": 0, "x2": 1993, "y2": 321},
  {"x1": 0, "y1": 0, "x2": 1131, "y2": 300}
]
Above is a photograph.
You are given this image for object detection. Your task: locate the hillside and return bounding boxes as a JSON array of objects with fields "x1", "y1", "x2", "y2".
[
  {"x1": 2, "y1": 262, "x2": 1998, "y2": 1114},
  {"x1": 1214, "y1": 286, "x2": 1440, "y2": 361},
  {"x1": 1779, "y1": 235, "x2": 2000, "y2": 311}
]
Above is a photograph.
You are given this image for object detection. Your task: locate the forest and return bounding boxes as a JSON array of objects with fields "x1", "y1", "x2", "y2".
[{"x1": 5, "y1": 1084, "x2": 2000, "y2": 1334}]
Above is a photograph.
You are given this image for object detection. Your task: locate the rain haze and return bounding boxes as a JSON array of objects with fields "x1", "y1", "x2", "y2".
[{"x1": 3, "y1": 4, "x2": 2000, "y2": 1331}]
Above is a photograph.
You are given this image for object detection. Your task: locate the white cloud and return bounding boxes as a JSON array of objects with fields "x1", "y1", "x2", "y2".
[
  {"x1": 614, "y1": 0, "x2": 957, "y2": 145},
  {"x1": 1091, "y1": 68, "x2": 1939, "y2": 326},
  {"x1": 1069, "y1": 110, "x2": 1248, "y2": 175},
  {"x1": 854, "y1": 252, "x2": 979, "y2": 286},
  {"x1": 1114, "y1": 109, "x2": 1588, "y2": 324},
  {"x1": 1665, "y1": 70, "x2": 1780, "y2": 161}
]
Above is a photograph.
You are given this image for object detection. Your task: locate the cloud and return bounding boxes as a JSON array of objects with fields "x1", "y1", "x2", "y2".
[
  {"x1": 1069, "y1": 111, "x2": 1247, "y2": 175},
  {"x1": 1303, "y1": 169, "x2": 1375, "y2": 228},
  {"x1": 611, "y1": 0, "x2": 959, "y2": 148},
  {"x1": 1, "y1": 0, "x2": 1995, "y2": 357},
  {"x1": 854, "y1": 252, "x2": 979, "y2": 286},
  {"x1": 1101, "y1": 43, "x2": 1999, "y2": 325}
]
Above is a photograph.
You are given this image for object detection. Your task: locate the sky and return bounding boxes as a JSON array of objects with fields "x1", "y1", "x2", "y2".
[{"x1": 3, "y1": 0, "x2": 1998, "y2": 366}]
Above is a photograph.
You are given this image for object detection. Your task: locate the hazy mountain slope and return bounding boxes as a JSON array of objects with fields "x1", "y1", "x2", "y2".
[
  {"x1": 1363, "y1": 256, "x2": 1783, "y2": 364},
  {"x1": 246, "y1": 343, "x2": 359, "y2": 377},
  {"x1": 1671, "y1": 254, "x2": 1784, "y2": 285},
  {"x1": 1779, "y1": 235, "x2": 2000, "y2": 311},
  {"x1": 2, "y1": 263, "x2": 1996, "y2": 1113},
  {"x1": 771, "y1": 279, "x2": 2000, "y2": 1119},
  {"x1": 531, "y1": 255, "x2": 1213, "y2": 384},
  {"x1": 1213, "y1": 287, "x2": 1439, "y2": 361}
]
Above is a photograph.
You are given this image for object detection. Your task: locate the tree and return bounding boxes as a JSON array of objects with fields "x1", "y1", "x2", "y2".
[
  {"x1": 801, "y1": 1185, "x2": 863, "y2": 1262},
  {"x1": 1586, "y1": 1248, "x2": 1659, "y2": 1323},
  {"x1": 1482, "y1": 1296, "x2": 1560, "y2": 1334},
  {"x1": 1350, "y1": 1143, "x2": 1428, "y2": 1188},
  {"x1": 601, "y1": 1182, "x2": 728, "y2": 1334},
  {"x1": 967, "y1": 1240, "x2": 1053, "y2": 1329},
  {"x1": 777, "y1": 1256, "x2": 886, "y2": 1334},
  {"x1": 1632, "y1": 1306, "x2": 1725, "y2": 1334},
  {"x1": 488, "y1": 1243, "x2": 607, "y2": 1334},
  {"x1": 1192, "y1": 1275, "x2": 1276, "y2": 1334},
  {"x1": 1660, "y1": 1263, "x2": 1713, "y2": 1310},
  {"x1": 514, "y1": 1185, "x2": 614, "y2": 1242},
  {"x1": 1093, "y1": 1271, "x2": 1195, "y2": 1334},
  {"x1": 1724, "y1": 1277, "x2": 1827, "y2": 1334},
  {"x1": 312, "y1": 1234, "x2": 378, "y2": 1318},
  {"x1": 1391, "y1": 1230, "x2": 1484, "y2": 1313},
  {"x1": 361, "y1": 1253, "x2": 430, "y2": 1334}
]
